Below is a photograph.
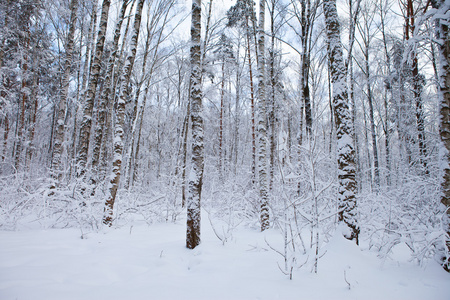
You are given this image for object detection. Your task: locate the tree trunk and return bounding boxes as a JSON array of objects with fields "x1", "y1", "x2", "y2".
[
  {"x1": 300, "y1": 0, "x2": 312, "y2": 137},
  {"x1": 131, "y1": 0, "x2": 174, "y2": 188},
  {"x1": 125, "y1": 0, "x2": 160, "y2": 189},
  {"x1": 2, "y1": 115, "x2": 9, "y2": 162},
  {"x1": 380, "y1": 1, "x2": 391, "y2": 186},
  {"x1": 77, "y1": 0, "x2": 111, "y2": 178},
  {"x1": 14, "y1": 35, "x2": 29, "y2": 172},
  {"x1": 80, "y1": 0, "x2": 98, "y2": 101},
  {"x1": 349, "y1": 57, "x2": 360, "y2": 192},
  {"x1": 181, "y1": 102, "x2": 190, "y2": 208},
  {"x1": 219, "y1": 61, "x2": 225, "y2": 178},
  {"x1": 323, "y1": 0, "x2": 359, "y2": 243},
  {"x1": 405, "y1": 0, "x2": 428, "y2": 173},
  {"x1": 52, "y1": 0, "x2": 78, "y2": 182},
  {"x1": 268, "y1": 0, "x2": 276, "y2": 192},
  {"x1": 328, "y1": 60, "x2": 333, "y2": 154},
  {"x1": 246, "y1": 18, "x2": 257, "y2": 184},
  {"x1": 433, "y1": 0, "x2": 450, "y2": 272},
  {"x1": 384, "y1": 88, "x2": 391, "y2": 186},
  {"x1": 347, "y1": 0, "x2": 361, "y2": 191},
  {"x1": 365, "y1": 47, "x2": 380, "y2": 189},
  {"x1": 15, "y1": 77, "x2": 26, "y2": 170},
  {"x1": 234, "y1": 39, "x2": 241, "y2": 175},
  {"x1": 91, "y1": 0, "x2": 127, "y2": 175},
  {"x1": 103, "y1": 0, "x2": 144, "y2": 226},
  {"x1": 186, "y1": 0, "x2": 204, "y2": 249},
  {"x1": 26, "y1": 64, "x2": 39, "y2": 167},
  {"x1": 257, "y1": 0, "x2": 269, "y2": 231},
  {"x1": 413, "y1": 61, "x2": 428, "y2": 173},
  {"x1": 362, "y1": 97, "x2": 373, "y2": 190}
]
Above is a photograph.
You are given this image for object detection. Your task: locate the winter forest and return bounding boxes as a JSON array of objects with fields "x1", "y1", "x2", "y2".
[{"x1": 1, "y1": 0, "x2": 450, "y2": 298}]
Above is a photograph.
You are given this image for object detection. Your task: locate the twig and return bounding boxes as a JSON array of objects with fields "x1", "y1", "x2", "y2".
[{"x1": 344, "y1": 270, "x2": 351, "y2": 290}]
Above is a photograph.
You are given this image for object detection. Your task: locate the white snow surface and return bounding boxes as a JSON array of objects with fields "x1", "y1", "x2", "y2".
[{"x1": 0, "y1": 211, "x2": 449, "y2": 300}]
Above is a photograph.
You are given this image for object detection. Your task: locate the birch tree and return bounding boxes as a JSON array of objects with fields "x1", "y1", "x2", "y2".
[
  {"x1": 432, "y1": 0, "x2": 450, "y2": 272},
  {"x1": 355, "y1": 1, "x2": 380, "y2": 189},
  {"x1": 125, "y1": 0, "x2": 176, "y2": 189},
  {"x1": 401, "y1": 0, "x2": 428, "y2": 172},
  {"x1": 213, "y1": 34, "x2": 234, "y2": 177},
  {"x1": 77, "y1": 0, "x2": 111, "y2": 178},
  {"x1": 91, "y1": 0, "x2": 128, "y2": 177},
  {"x1": 379, "y1": 0, "x2": 393, "y2": 186},
  {"x1": 323, "y1": 0, "x2": 359, "y2": 243},
  {"x1": 51, "y1": 0, "x2": 78, "y2": 183},
  {"x1": 12, "y1": 1, "x2": 34, "y2": 171},
  {"x1": 347, "y1": 0, "x2": 361, "y2": 191},
  {"x1": 257, "y1": 0, "x2": 270, "y2": 231},
  {"x1": 227, "y1": 0, "x2": 258, "y2": 182},
  {"x1": 289, "y1": 0, "x2": 316, "y2": 139},
  {"x1": 103, "y1": 0, "x2": 145, "y2": 226},
  {"x1": 186, "y1": 0, "x2": 204, "y2": 249}
]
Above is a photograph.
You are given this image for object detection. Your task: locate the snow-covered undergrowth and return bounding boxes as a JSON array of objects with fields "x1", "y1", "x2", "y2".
[
  {"x1": 0, "y1": 170, "x2": 449, "y2": 299},
  {"x1": 0, "y1": 210, "x2": 449, "y2": 300},
  {"x1": 359, "y1": 172, "x2": 448, "y2": 266}
]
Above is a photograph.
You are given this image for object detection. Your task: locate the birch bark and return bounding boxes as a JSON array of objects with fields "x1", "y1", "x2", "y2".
[
  {"x1": 103, "y1": 0, "x2": 145, "y2": 226},
  {"x1": 432, "y1": 0, "x2": 450, "y2": 272},
  {"x1": 77, "y1": 0, "x2": 111, "y2": 178},
  {"x1": 91, "y1": 0, "x2": 128, "y2": 174},
  {"x1": 186, "y1": 0, "x2": 204, "y2": 249},
  {"x1": 323, "y1": 0, "x2": 359, "y2": 243},
  {"x1": 51, "y1": 0, "x2": 78, "y2": 182},
  {"x1": 257, "y1": 0, "x2": 270, "y2": 231}
]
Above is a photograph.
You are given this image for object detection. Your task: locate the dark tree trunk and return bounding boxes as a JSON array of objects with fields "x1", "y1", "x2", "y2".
[{"x1": 186, "y1": 0, "x2": 204, "y2": 249}]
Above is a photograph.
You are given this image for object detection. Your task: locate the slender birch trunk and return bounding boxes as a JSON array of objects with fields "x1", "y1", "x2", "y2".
[
  {"x1": 300, "y1": 0, "x2": 312, "y2": 137},
  {"x1": 186, "y1": 0, "x2": 204, "y2": 249},
  {"x1": 432, "y1": 0, "x2": 450, "y2": 272},
  {"x1": 124, "y1": 11, "x2": 151, "y2": 186},
  {"x1": 103, "y1": 0, "x2": 145, "y2": 226},
  {"x1": 219, "y1": 61, "x2": 225, "y2": 177},
  {"x1": 131, "y1": 99, "x2": 146, "y2": 187},
  {"x1": 80, "y1": 0, "x2": 98, "y2": 100},
  {"x1": 2, "y1": 116, "x2": 9, "y2": 162},
  {"x1": 364, "y1": 44, "x2": 380, "y2": 189},
  {"x1": 99, "y1": 1, "x2": 136, "y2": 180},
  {"x1": 380, "y1": 0, "x2": 391, "y2": 186},
  {"x1": 127, "y1": 0, "x2": 174, "y2": 188},
  {"x1": 234, "y1": 39, "x2": 241, "y2": 175},
  {"x1": 181, "y1": 102, "x2": 190, "y2": 208},
  {"x1": 26, "y1": 64, "x2": 39, "y2": 167},
  {"x1": 362, "y1": 98, "x2": 373, "y2": 190},
  {"x1": 77, "y1": 0, "x2": 111, "y2": 178},
  {"x1": 323, "y1": 0, "x2": 359, "y2": 243},
  {"x1": 349, "y1": 57, "x2": 360, "y2": 191},
  {"x1": 268, "y1": 0, "x2": 276, "y2": 192},
  {"x1": 401, "y1": 0, "x2": 427, "y2": 172},
  {"x1": 14, "y1": 35, "x2": 29, "y2": 171},
  {"x1": 246, "y1": 25, "x2": 257, "y2": 184},
  {"x1": 52, "y1": 0, "x2": 78, "y2": 182},
  {"x1": 347, "y1": 0, "x2": 361, "y2": 191},
  {"x1": 257, "y1": 0, "x2": 269, "y2": 231},
  {"x1": 92, "y1": 0, "x2": 128, "y2": 174},
  {"x1": 328, "y1": 61, "x2": 333, "y2": 154}
]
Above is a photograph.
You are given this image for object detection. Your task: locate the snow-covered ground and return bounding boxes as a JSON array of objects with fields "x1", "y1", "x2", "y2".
[{"x1": 0, "y1": 212, "x2": 449, "y2": 300}]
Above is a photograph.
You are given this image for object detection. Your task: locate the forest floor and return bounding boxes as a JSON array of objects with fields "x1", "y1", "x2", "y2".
[{"x1": 0, "y1": 210, "x2": 449, "y2": 300}]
